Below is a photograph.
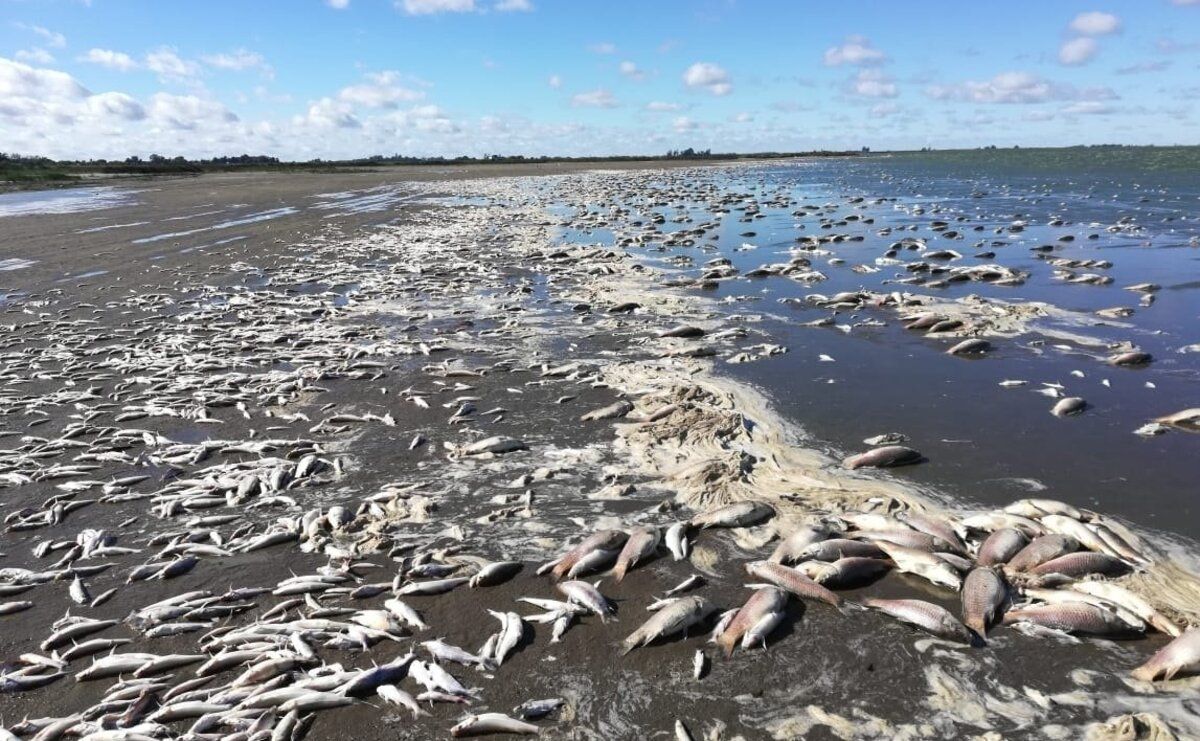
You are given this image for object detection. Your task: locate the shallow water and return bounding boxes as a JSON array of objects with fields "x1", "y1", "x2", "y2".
[
  {"x1": 563, "y1": 155, "x2": 1200, "y2": 544},
  {"x1": 0, "y1": 186, "x2": 139, "y2": 218}
]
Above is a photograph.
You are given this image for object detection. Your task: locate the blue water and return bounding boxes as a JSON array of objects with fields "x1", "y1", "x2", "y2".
[{"x1": 564, "y1": 155, "x2": 1200, "y2": 540}]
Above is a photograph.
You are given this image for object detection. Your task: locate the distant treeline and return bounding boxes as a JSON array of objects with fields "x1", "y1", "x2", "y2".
[{"x1": 0, "y1": 148, "x2": 858, "y2": 186}]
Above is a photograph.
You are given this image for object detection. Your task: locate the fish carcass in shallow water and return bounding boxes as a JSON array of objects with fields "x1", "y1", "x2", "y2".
[
  {"x1": 451, "y1": 712, "x2": 540, "y2": 736},
  {"x1": 865, "y1": 598, "x2": 975, "y2": 644},
  {"x1": 689, "y1": 500, "x2": 775, "y2": 529},
  {"x1": 621, "y1": 596, "x2": 716, "y2": 654},
  {"x1": 1051, "y1": 397, "x2": 1087, "y2": 417},
  {"x1": 550, "y1": 530, "x2": 628, "y2": 580},
  {"x1": 459, "y1": 436, "x2": 528, "y2": 456},
  {"x1": 1132, "y1": 630, "x2": 1200, "y2": 681},
  {"x1": 716, "y1": 587, "x2": 788, "y2": 656},
  {"x1": 744, "y1": 561, "x2": 842, "y2": 607},
  {"x1": 961, "y1": 567, "x2": 1008, "y2": 638},
  {"x1": 842, "y1": 445, "x2": 923, "y2": 470},
  {"x1": 612, "y1": 527, "x2": 660, "y2": 582}
]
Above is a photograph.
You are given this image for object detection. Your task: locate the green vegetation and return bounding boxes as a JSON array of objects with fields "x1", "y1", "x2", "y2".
[
  {"x1": 1, "y1": 149, "x2": 857, "y2": 189},
  {"x1": 886, "y1": 145, "x2": 1200, "y2": 174}
]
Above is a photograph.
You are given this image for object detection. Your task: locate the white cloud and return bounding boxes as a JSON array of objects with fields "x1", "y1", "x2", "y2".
[
  {"x1": 399, "y1": 0, "x2": 475, "y2": 15},
  {"x1": 683, "y1": 62, "x2": 732, "y2": 96},
  {"x1": 870, "y1": 102, "x2": 899, "y2": 117},
  {"x1": 337, "y1": 71, "x2": 425, "y2": 107},
  {"x1": 327, "y1": 0, "x2": 350, "y2": 8},
  {"x1": 1059, "y1": 36, "x2": 1098, "y2": 66},
  {"x1": 1062, "y1": 101, "x2": 1114, "y2": 115},
  {"x1": 547, "y1": 74, "x2": 562, "y2": 89},
  {"x1": 87, "y1": 92, "x2": 146, "y2": 121},
  {"x1": 588, "y1": 42, "x2": 617, "y2": 54},
  {"x1": 1070, "y1": 11, "x2": 1121, "y2": 35},
  {"x1": 571, "y1": 89, "x2": 617, "y2": 108},
  {"x1": 0, "y1": 57, "x2": 88, "y2": 99},
  {"x1": 646, "y1": 100, "x2": 683, "y2": 112},
  {"x1": 823, "y1": 36, "x2": 885, "y2": 66},
  {"x1": 15, "y1": 48, "x2": 54, "y2": 65},
  {"x1": 732, "y1": 111, "x2": 753, "y2": 123},
  {"x1": 672, "y1": 115, "x2": 696, "y2": 132},
  {"x1": 145, "y1": 48, "x2": 201, "y2": 82},
  {"x1": 296, "y1": 97, "x2": 360, "y2": 129},
  {"x1": 149, "y1": 93, "x2": 238, "y2": 130},
  {"x1": 849, "y1": 68, "x2": 896, "y2": 98},
  {"x1": 925, "y1": 71, "x2": 1114, "y2": 104},
  {"x1": 495, "y1": 0, "x2": 533, "y2": 11},
  {"x1": 619, "y1": 60, "x2": 644, "y2": 80},
  {"x1": 15, "y1": 23, "x2": 66, "y2": 49},
  {"x1": 202, "y1": 49, "x2": 272, "y2": 78},
  {"x1": 80, "y1": 48, "x2": 138, "y2": 71}
]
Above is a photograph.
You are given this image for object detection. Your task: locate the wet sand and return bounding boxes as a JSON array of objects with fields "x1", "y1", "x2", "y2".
[{"x1": 1, "y1": 160, "x2": 1198, "y2": 740}]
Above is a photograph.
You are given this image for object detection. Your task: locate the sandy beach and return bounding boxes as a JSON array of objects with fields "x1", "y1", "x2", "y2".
[{"x1": 2, "y1": 159, "x2": 1199, "y2": 740}]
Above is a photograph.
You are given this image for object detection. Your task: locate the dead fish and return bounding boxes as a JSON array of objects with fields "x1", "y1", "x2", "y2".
[
  {"x1": 865, "y1": 598, "x2": 974, "y2": 644},
  {"x1": 1003, "y1": 603, "x2": 1138, "y2": 636},
  {"x1": 842, "y1": 445, "x2": 923, "y2": 470},
  {"x1": 659, "y1": 325, "x2": 706, "y2": 338},
  {"x1": 693, "y1": 650, "x2": 708, "y2": 679},
  {"x1": 0, "y1": 601, "x2": 34, "y2": 616},
  {"x1": 768, "y1": 525, "x2": 831, "y2": 564},
  {"x1": 1132, "y1": 630, "x2": 1200, "y2": 681},
  {"x1": 377, "y1": 684, "x2": 426, "y2": 718},
  {"x1": 621, "y1": 596, "x2": 715, "y2": 654},
  {"x1": 664, "y1": 575, "x2": 705, "y2": 596},
  {"x1": 690, "y1": 501, "x2": 775, "y2": 529},
  {"x1": 396, "y1": 577, "x2": 469, "y2": 596},
  {"x1": 1073, "y1": 581, "x2": 1183, "y2": 637},
  {"x1": 976, "y1": 528, "x2": 1029, "y2": 567},
  {"x1": 1051, "y1": 397, "x2": 1087, "y2": 417},
  {"x1": 799, "y1": 538, "x2": 887, "y2": 562},
  {"x1": 580, "y1": 400, "x2": 634, "y2": 422},
  {"x1": 514, "y1": 698, "x2": 564, "y2": 720},
  {"x1": 613, "y1": 527, "x2": 661, "y2": 582},
  {"x1": 451, "y1": 712, "x2": 539, "y2": 736},
  {"x1": 796, "y1": 557, "x2": 891, "y2": 588},
  {"x1": 469, "y1": 561, "x2": 523, "y2": 588},
  {"x1": 551, "y1": 530, "x2": 628, "y2": 580},
  {"x1": 744, "y1": 561, "x2": 842, "y2": 607},
  {"x1": 665, "y1": 522, "x2": 691, "y2": 561},
  {"x1": 461, "y1": 436, "x2": 527, "y2": 456},
  {"x1": 1109, "y1": 351, "x2": 1152, "y2": 367},
  {"x1": 1007, "y1": 534, "x2": 1079, "y2": 573},
  {"x1": 947, "y1": 338, "x2": 992, "y2": 356},
  {"x1": 1029, "y1": 552, "x2": 1132, "y2": 579},
  {"x1": 961, "y1": 567, "x2": 1007, "y2": 638},
  {"x1": 556, "y1": 580, "x2": 615, "y2": 621},
  {"x1": 716, "y1": 587, "x2": 787, "y2": 657}
]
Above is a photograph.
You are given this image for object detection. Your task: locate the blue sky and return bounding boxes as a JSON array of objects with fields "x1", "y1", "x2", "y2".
[{"x1": 2, "y1": 0, "x2": 1198, "y2": 159}]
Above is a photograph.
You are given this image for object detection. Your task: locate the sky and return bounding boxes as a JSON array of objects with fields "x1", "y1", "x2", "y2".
[{"x1": 2, "y1": 0, "x2": 1199, "y2": 160}]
